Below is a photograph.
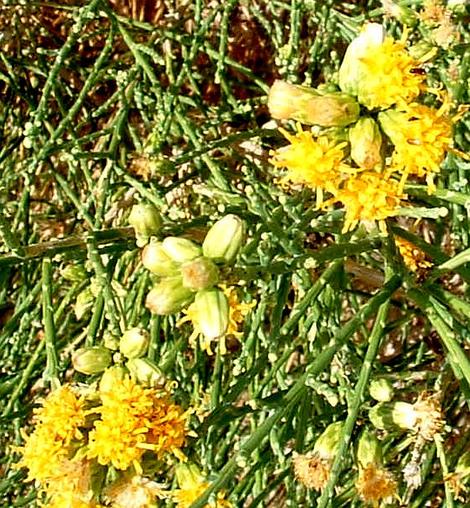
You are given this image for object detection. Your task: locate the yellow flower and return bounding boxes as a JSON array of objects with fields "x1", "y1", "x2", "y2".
[
  {"x1": 361, "y1": 38, "x2": 424, "y2": 108},
  {"x1": 178, "y1": 286, "x2": 255, "y2": 355},
  {"x1": 16, "y1": 385, "x2": 86, "y2": 484},
  {"x1": 379, "y1": 101, "x2": 453, "y2": 192},
  {"x1": 323, "y1": 172, "x2": 405, "y2": 234},
  {"x1": 342, "y1": 27, "x2": 426, "y2": 109},
  {"x1": 270, "y1": 124, "x2": 347, "y2": 197},
  {"x1": 172, "y1": 464, "x2": 232, "y2": 508},
  {"x1": 395, "y1": 237, "x2": 432, "y2": 273},
  {"x1": 222, "y1": 285, "x2": 256, "y2": 339},
  {"x1": 356, "y1": 463, "x2": 397, "y2": 506},
  {"x1": 87, "y1": 373, "x2": 188, "y2": 471}
]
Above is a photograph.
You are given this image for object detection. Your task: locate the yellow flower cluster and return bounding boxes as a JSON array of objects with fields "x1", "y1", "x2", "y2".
[
  {"x1": 87, "y1": 373, "x2": 188, "y2": 471},
  {"x1": 16, "y1": 374, "x2": 189, "y2": 507},
  {"x1": 268, "y1": 23, "x2": 462, "y2": 233},
  {"x1": 15, "y1": 386, "x2": 96, "y2": 506}
]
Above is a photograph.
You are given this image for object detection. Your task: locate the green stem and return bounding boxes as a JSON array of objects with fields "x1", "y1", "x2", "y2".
[
  {"x1": 86, "y1": 237, "x2": 123, "y2": 337},
  {"x1": 317, "y1": 293, "x2": 391, "y2": 508},
  {"x1": 0, "y1": 227, "x2": 135, "y2": 268},
  {"x1": 408, "y1": 288, "x2": 470, "y2": 400},
  {"x1": 435, "y1": 436, "x2": 454, "y2": 508},
  {"x1": 189, "y1": 275, "x2": 402, "y2": 508},
  {"x1": 280, "y1": 260, "x2": 342, "y2": 335},
  {"x1": 41, "y1": 258, "x2": 60, "y2": 389}
]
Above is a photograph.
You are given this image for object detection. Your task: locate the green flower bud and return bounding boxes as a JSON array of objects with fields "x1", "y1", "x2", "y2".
[
  {"x1": 181, "y1": 257, "x2": 219, "y2": 291},
  {"x1": 369, "y1": 402, "x2": 417, "y2": 431},
  {"x1": 455, "y1": 450, "x2": 470, "y2": 476},
  {"x1": 103, "y1": 331, "x2": 120, "y2": 351},
  {"x1": 313, "y1": 421, "x2": 343, "y2": 459},
  {"x1": 194, "y1": 288, "x2": 229, "y2": 340},
  {"x1": 357, "y1": 429, "x2": 382, "y2": 467},
  {"x1": 141, "y1": 241, "x2": 181, "y2": 278},
  {"x1": 202, "y1": 215, "x2": 244, "y2": 265},
  {"x1": 349, "y1": 117, "x2": 383, "y2": 169},
  {"x1": 382, "y1": 1, "x2": 417, "y2": 26},
  {"x1": 120, "y1": 327, "x2": 149, "y2": 359},
  {"x1": 377, "y1": 110, "x2": 402, "y2": 146},
  {"x1": 72, "y1": 346, "x2": 112, "y2": 375},
  {"x1": 128, "y1": 203, "x2": 162, "y2": 247},
  {"x1": 161, "y1": 237, "x2": 202, "y2": 263},
  {"x1": 127, "y1": 358, "x2": 165, "y2": 387},
  {"x1": 74, "y1": 287, "x2": 94, "y2": 320},
  {"x1": 61, "y1": 264, "x2": 88, "y2": 283},
  {"x1": 99, "y1": 365, "x2": 128, "y2": 392},
  {"x1": 369, "y1": 378, "x2": 393, "y2": 402},
  {"x1": 145, "y1": 277, "x2": 194, "y2": 315},
  {"x1": 175, "y1": 463, "x2": 205, "y2": 490},
  {"x1": 408, "y1": 41, "x2": 436, "y2": 61},
  {"x1": 268, "y1": 80, "x2": 360, "y2": 127},
  {"x1": 339, "y1": 24, "x2": 385, "y2": 97}
]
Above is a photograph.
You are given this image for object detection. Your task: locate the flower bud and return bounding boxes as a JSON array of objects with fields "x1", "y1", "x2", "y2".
[
  {"x1": 313, "y1": 421, "x2": 343, "y2": 459},
  {"x1": 202, "y1": 215, "x2": 244, "y2": 265},
  {"x1": 369, "y1": 378, "x2": 393, "y2": 402},
  {"x1": 382, "y1": 0, "x2": 417, "y2": 26},
  {"x1": 193, "y1": 288, "x2": 229, "y2": 340},
  {"x1": 74, "y1": 287, "x2": 94, "y2": 320},
  {"x1": 181, "y1": 257, "x2": 219, "y2": 291},
  {"x1": 145, "y1": 277, "x2": 194, "y2": 315},
  {"x1": 339, "y1": 23, "x2": 385, "y2": 97},
  {"x1": 349, "y1": 117, "x2": 383, "y2": 169},
  {"x1": 72, "y1": 346, "x2": 112, "y2": 375},
  {"x1": 377, "y1": 110, "x2": 401, "y2": 145},
  {"x1": 455, "y1": 450, "x2": 470, "y2": 476},
  {"x1": 128, "y1": 203, "x2": 162, "y2": 247},
  {"x1": 369, "y1": 402, "x2": 417, "y2": 431},
  {"x1": 61, "y1": 264, "x2": 88, "y2": 283},
  {"x1": 357, "y1": 429, "x2": 382, "y2": 467},
  {"x1": 99, "y1": 365, "x2": 128, "y2": 392},
  {"x1": 103, "y1": 331, "x2": 120, "y2": 351},
  {"x1": 120, "y1": 327, "x2": 149, "y2": 359},
  {"x1": 161, "y1": 237, "x2": 202, "y2": 263},
  {"x1": 175, "y1": 462, "x2": 201, "y2": 489},
  {"x1": 268, "y1": 80, "x2": 360, "y2": 127},
  {"x1": 141, "y1": 241, "x2": 181, "y2": 278},
  {"x1": 408, "y1": 41, "x2": 436, "y2": 61},
  {"x1": 127, "y1": 358, "x2": 165, "y2": 387}
]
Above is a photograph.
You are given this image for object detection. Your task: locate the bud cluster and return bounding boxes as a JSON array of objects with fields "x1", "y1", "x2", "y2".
[{"x1": 141, "y1": 215, "x2": 245, "y2": 349}]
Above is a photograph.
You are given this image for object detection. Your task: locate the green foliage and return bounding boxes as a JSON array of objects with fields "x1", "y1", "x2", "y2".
[{"x1": 1, "y1": 0, "x2": 470, "y2": 506}]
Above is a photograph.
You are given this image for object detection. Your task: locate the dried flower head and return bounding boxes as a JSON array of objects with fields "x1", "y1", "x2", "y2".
[
  {"x1": 412, "y1": 393, "x2": 445, "y2": 441},
  {"x1": 42, "y1": 458, "x2": 96, "y2": 508},
  {"x1": 356, "y1": 463, "x2": 397, "y2": 506},
  {"x1": 395, "y1": 237, "x2": 432, "y2": 273},
  {"x1": 293, "y1": 451, "x2": 332, "y2": 491},
  {"x1": 104, "y1": 474, "x2": 165, "y2": 508}
]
